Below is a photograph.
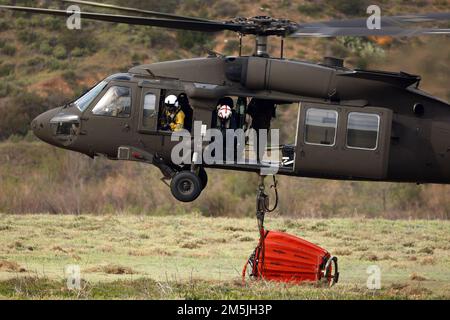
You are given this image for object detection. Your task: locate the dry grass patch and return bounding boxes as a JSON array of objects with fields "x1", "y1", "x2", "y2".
[
  {"x1": 0, "y1": 260, "x2": 26, "y2": 273},
  {"x1": 86, "y1": 264, "x2": 137, "y2": 275},
  {"x1": 410, "y1": 273, "x2": 428, "y2": 281},
  {"x1": 333, "y1": 249, "x2": 352, "y2": 256}
]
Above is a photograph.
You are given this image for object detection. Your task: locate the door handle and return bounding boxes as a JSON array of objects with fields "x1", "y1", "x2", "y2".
[{"x1": 124, "y1": 124, "x2": 131, "y2": 131}]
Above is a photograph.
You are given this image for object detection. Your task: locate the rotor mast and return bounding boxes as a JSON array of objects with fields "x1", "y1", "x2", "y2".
[{"x1": 255, "y1": 35, "x2": 269, "y2": 57}]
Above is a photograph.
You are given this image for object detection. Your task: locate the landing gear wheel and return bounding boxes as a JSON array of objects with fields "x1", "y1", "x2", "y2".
[
  {"x1": 170, "y1": 171, "x2": 202, "y2": 203},
  {"x1": 199, "y1": 167, "x2": 208, "y2": 190}
]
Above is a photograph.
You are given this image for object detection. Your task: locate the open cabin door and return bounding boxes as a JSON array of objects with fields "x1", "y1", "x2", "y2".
[{"x1": 295, "y1": 103, "x2": 392, "y2": 180}]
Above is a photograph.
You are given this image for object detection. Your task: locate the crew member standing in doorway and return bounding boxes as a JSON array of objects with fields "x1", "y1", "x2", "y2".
[{"x1": 247, "y1": 98, "x2": 276, "y2": 163}]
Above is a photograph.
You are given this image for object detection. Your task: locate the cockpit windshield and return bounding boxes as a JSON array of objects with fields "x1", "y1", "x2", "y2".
[{"x1": 74, "y1": 80, "x2": 108, "y2": 112}]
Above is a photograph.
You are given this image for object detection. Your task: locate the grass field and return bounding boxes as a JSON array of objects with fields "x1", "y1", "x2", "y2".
[{"x1": 0, "y1": 214, "x2": 449, "y2": 300}]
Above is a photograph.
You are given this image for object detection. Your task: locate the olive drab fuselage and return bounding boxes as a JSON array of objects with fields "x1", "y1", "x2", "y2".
[{"x1": 32, "y1": 55, "x2": 450, "y2": 185}]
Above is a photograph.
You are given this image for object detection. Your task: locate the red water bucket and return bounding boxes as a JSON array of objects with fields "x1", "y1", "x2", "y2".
[{"x1": 243, "y1": 229, "x2": 339, "y2": 286}]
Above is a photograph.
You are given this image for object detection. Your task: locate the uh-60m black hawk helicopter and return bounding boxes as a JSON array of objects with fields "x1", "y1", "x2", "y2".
[{"x1": 1, "y1": 1, "x2": 450, "y2": 206}]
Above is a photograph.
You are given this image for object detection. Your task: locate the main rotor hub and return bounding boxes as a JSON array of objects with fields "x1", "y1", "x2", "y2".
[{"x1": 228, "y1": 16, "x2": 298, "y2": 36}]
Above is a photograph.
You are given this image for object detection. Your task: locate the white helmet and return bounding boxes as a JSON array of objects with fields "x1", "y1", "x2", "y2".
[
  {"x1": 164, "y1": 95, "x2": 179, "y2": 108},
  {"x1": 217, "y1": 104, "x2": 233, "y2": 120}
]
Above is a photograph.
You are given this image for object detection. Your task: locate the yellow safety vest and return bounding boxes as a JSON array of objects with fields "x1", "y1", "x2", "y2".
[{"x1": 166, "y1": 110, "x2": 185, "y2": 132}]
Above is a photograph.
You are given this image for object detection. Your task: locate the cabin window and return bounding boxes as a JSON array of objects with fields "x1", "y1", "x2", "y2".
[
  {"x1": 142, "y1": 93, "x2": 157, "y2": 128},
  {"x1": 91, "y1": 86, "x2": 131, "y2": 118},
  {"x1": 346, "y1": 112, "x2": 380, "y2": 150},
  {"x1": 305, "y1": 108, "x2": 338, "y2": 146}
]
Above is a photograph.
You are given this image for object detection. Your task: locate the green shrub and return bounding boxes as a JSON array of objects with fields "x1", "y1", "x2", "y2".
[
  {"x1": 54, "y1": 45, "x2": 67, "y2": 60},
  {"x1": 46, "y1": 58, "x2": 62, "y2": 71},
  {"x1": 42, "y1": 16, "x2": 63, "y2": 30},
  {"x1": 39, "y1": 42, "x2": 53, "y2": 55},
  {"x1": 15, "y1": 17, "x2": 27, "y2": 29},
  {"x1": 212, "y1": 0, "x2": 239, "y2": 17},
  {"x1": 0, "y1": 63, "x2": 15, "y2": 77},
  {"x1": 71, "y1": 47, "x2": 90, "y2": 57},
  {"x1": 62, "y1": 70, "x2": 78, "y2": 85},
  {"x1": 17, "y1": 30, "x2": 39, "y2": 44},
  {"x1": 0, "y1": 82, "x2": 13, "y2": 98},
  {"x1": 331, "y1": 0, "x2": 370, "y2": 16},
  {"x1": 26, "y1": 57, "x2": 47, "y2": 72},
  {"x1": 0, "y1": 92, "x2": 48, "y2": 139},
  {"x1": 298, "y1": 2, "x2": 324, "y2": 17},
  {"x1": 58, "y1": 30, "x2": 98, "y2": 54},
  {"x1": 116, "y1": 0, "x2": 181, "y2": 13},
  {"x1": 1, "y1": 43, "x2": 16, "y2": 56},
  {"x1": 0, "y1": 18, "x2": 9, "y2": 31},
  {"x1": 176, "y1": 30, "x2": 213, "y2": 54}
]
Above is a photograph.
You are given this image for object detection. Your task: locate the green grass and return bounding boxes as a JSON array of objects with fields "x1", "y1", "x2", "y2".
[{"x1": 0, "y1": 214, "x2": 449, "y2": 299}]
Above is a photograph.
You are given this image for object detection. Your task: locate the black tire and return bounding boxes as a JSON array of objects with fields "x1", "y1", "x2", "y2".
[
  {"x1": 181, "y1": 165, "x2": 208, "y2": 190},
  {"x1": 198, "y1": 167, "x2": 208, "y2": 190},
  {"x1": 170, "y1": 171, "x2": 202, "y2": 203}
]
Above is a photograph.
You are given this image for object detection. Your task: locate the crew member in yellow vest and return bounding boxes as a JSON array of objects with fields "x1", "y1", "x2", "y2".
[{"x1": 161, "y1": 95, "x2": 185, "y2": 132}]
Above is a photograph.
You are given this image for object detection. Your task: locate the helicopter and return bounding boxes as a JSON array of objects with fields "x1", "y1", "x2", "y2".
[{"x1": 1, "y1": 1, "x2": 450, "y2": 205}]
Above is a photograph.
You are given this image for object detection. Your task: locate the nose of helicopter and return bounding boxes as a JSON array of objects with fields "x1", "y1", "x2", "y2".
[{"x1": 31, "y1": 108, "x2": 61, "y2": 145}]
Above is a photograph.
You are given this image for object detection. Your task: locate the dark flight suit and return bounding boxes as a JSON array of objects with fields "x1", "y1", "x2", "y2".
[{"x1": 247, "y1": 99, "x2": 276, "y2": 162}]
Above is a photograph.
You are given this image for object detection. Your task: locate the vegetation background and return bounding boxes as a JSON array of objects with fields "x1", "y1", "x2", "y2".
[{"x1": 0, "y1": 0, "x2": 449, "y2": 219}]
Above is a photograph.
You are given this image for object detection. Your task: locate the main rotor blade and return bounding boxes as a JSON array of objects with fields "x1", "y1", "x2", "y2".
[
  {"x1": 0, "y1": 5, "x2": 242, "y2": 32},
  {"x1": 290, "y1": 12, "x2": 450, "y2": 37},
  {"x1": 294, "y1": 12, "x2": 450, "y2": 32},
  {"x1": 60, "y1": 0, "x2": 213, "y2": 22},
  {"x1": 290, "y1": 27, "x2": 450, "y2": 38}
]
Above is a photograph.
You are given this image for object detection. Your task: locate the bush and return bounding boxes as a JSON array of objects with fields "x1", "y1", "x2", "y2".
[
  {"x1": 331, "y1": 0, "x2": 370, "y2": 16},
  {"x1": 0, "y1": 18, "x2": 9, "y2": 31},
  {"x1": 176, "y1": 30, "x2": 213, "y2": 54},
  {"x1": 0, "y1": 92, "x2": 48, "y2": 139},
  {"x1": 0, "y1": 63, "x2": 15, "y2": 77},
  {"x1": 298, "y1": 2, "x2": 324, "y2": 17},
  {"x1": 1, "y1": 43, "x2": 16, "y2": 56},
  {"x1": 42, "y1": 16, "x2": 63, "y2": 31},
  {"x1": 58, "y1": 29, "x2": 98, "y2": 54},
  {"x1": 39, "y1": 42, "x2": 53, "y2": 55},
  {"x1": 46, "y1": 58, "x2": 63, "y2": 71},
  {"x1": 71, "y1": 47, "x2": 87, "y2": 57},
  {"x1": 25, "y1": 57, "x2": 47, "y2": 73},
  {"x1": 62, "y1": 70, "x2": 78, "y2": 85},
  {"x1": 17, "y1": 30, "x2": 39, "y2": 44},
  {"x1": 0, "y1": 82, "x2": 15, "y2": 98},
  {"x1": 212, "y1": 0, "x2": 240, "y2": 18},
  {"x1": 54, "y1": 45, "x2": 67, "y2": 60},
  {"x1": 116, "y1": 0, "x2": 181, "y2": 13}
]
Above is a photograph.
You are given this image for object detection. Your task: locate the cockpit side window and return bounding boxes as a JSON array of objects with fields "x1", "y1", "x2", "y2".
[
  {"x1": 75, "y1": 81, "x2": 108, "y2": 112},
  {"x1": 91, "y1": 86, "x2": 132, "y2": 118},
  {"x1": 142, "y1": 92, "x2": 157, "y2": 128}
]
